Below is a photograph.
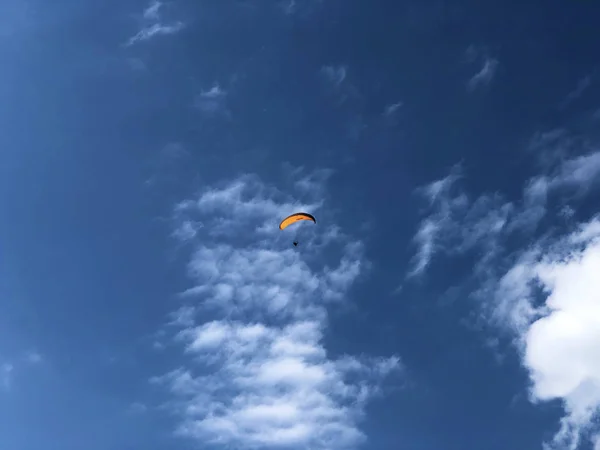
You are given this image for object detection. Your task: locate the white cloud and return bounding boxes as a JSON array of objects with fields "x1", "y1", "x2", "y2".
[
  {"x1": 194, "y1": 84, "x2": 230, "y2": 117},
  {"x1": 406, "y1": 170, "x2": 459, "y2": 277},
  {"x1": 551, "y1": 151, "x2": 600, "y2": 193},
  {"x1": 143, "y1": 0, "x2": 162, "y2": 20},
  {"x1": 168, "y1": 305, "x2": 196, "y2": 328},
  {"x1": 409, "y1": 133, "x2": 600, "y2": 447},
  {"x1": 157, "y1": 172, "x2": 400, "y2": 449},
  {"x1": 127, "y1": 22, "x2": 184, "y2": 46},
  {"x1": 160, "y1": 320, "x2": 399, "y2": 448},
  {"x1": 408, "y1": 143, "x2": 600, "y2": 279},
  {"x1": 494, "y1": 220, "x2": 600, "y2": 450},
  {"x1": 174, "y1": 175, "x2": 321, "y2": 241},
  {"x1": 527, "y1": 128, "x2": 573, "y2": 169},
  {"x1": 126, "y1": 0, "x2": 184, "y2": 46},
  {"x1": 467, "y1": 57, "x2": 499, "y2": 91},
  {"x1": 407, "y1": 219, "x2": 440, "y2": 278},
  {"x1": 418, "y1": 165, "x2": 462, "y2": 205},
  {"x1": 172, "y1": 219, "x2": 202, "y2": 241},
  {"x1": 383, "y1": 102, "x2": 403, "y2": 117},
  {"x1": 320, "y1": 64, "x2": 362, "y2": 109},
  {"x1": 407, "y1": 165, "x2": 512, "y2": 277},
  {"x1": 382, "y1": 102, "x2": 403, "y2": 127}
]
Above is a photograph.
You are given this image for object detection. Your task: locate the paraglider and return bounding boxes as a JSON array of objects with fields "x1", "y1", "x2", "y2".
[{"x1": 279, "y1": 212, "x2": 316, "y2": 246}]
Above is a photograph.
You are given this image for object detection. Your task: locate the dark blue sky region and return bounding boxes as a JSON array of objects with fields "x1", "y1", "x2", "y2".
[{"x1": 1, "y1": 1, "x2": 600, "y2": 449}]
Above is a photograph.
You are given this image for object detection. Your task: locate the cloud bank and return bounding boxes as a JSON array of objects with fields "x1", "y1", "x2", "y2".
[{"x1": 154, "y1": 172, "x2": 400, "y2": 449}]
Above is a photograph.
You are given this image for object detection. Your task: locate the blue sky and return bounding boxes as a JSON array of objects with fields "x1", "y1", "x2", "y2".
[{"x1": 2, "y1": 0, "x2": 600, "y2": 449}]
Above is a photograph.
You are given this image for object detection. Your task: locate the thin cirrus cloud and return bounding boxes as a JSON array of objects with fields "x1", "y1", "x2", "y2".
[
  {"x1": 127, "y1": 22, "x2": 184, "y2": 46},
  {"x1": 153, "y1": 172, "x2": 401, "y2": 450},
  {"x1": 559, "y1": 74, "x2": 592, "y2": 110},
  {"x1": 194, "y1": 84, "x2": 230, "y2": 118},
  {"x1": 321, "y1": 65, "x2": 347, "y2": 88},
  {"x1": 467, "y1": 56, "x2": 499, "y2": 92},
  {"x1": 126, "y1": 0, "x2": 184, "y2": 46},
  {"x1": 143, "y1": 0, "x2": 162, "y2": 20},
  {"x1": 1, "y1": 363, "x2": 13, "y2": 391},
  {"x1": 320, "y1": 65, "x2": 366, "y2": 141},
  {"x1": 24, "y1": 351, "x2": 42, "y2": 365},
  {"x1": 406, "y1": 128, "x2": 600, "y2": 449},
  {"x1": 0, "y1": 351, "x2": 41, "y2": 392},
  {"x1": 320, "y1": 64, "x2": 362, "y2": 107},
  {"x1": 320, "y1": 64, "x2": 363, "y2": 107},
  {"x1": 407, "y1": 139, "x2": 600, "y2": 279},
  {"x1": 280, "y1": 0, "x2": 297, "y2": 15},
  {"x1": 383, "y1": 102, "x2": 403, "y2": 117}
]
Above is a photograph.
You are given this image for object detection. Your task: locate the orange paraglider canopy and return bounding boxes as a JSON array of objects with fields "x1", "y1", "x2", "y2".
[{"x1": 279, "y1": 212, "x2": 316, "y2": 230}]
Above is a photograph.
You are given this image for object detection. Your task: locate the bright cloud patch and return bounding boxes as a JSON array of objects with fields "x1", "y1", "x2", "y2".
[
  {"x1": 408, "y1": 136, "x2": 600, "y2": 449},
  {"x1": 155, "y1": 173, "x2": 400, "y2": 449},
  {"x1": 517, "y1": 225, "x2": 600, "y2": 450}
]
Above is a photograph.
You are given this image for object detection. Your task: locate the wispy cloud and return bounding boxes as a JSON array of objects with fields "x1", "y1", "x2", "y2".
[
  {"x1": 320, "y1": 64, "x2": 362, "y2": 106},
  {"x1": 407, "y1": 136, "x2": 600, "y2": 280},
  {"x1": 1, "y1": 363, "x2": 13, "y2": 391},
  {"x1": 279, "y1": 0, "x2": 297, "y2": 15},
  {"x1": 126, "y1": 0, "x2": 184, "y2": 46},
  {"x1": 494, "y1": 219, "x2": 600, "y2": 450},
  {"x1": 290, "y1": 167, "x2": 334, "y2": 196},
  {"x1": 408, "y1": 128, "x2": 600, "y2": 448},
  {"x1": 144, "y1": 142, "x2": 191, "y2": 188},
  {"x1": 157, "y1": 172, "x2": 401, "y2": 449},
  {"x1": 559, "y1": 75, "x2": 592, "y2": 109},
  {"x1": 127, "y1": 22, "x2": 184, "y2": 46},
  {"x1": 383, "y1": 102, "x2": 403, "y2": 117},
  {"x1": 0, "y1": 351, "x2": 43, "y2": 392},
  {"x1": 321, "y1": 65, "x2": 347, "y2": 88},
  {"x1": 24, "y1": 351, "x2": 42, "y2": 365},
  {"x1": 320, "y1": 64, "x2": 367, "y2": 141},
  {"x1": 464, "y1": 46, "x2": 499, "y2": 92},
  {"x1": 407, "y1": 218, "x2": 441, "y2": 279},
  {"x1": 381, "y1": 101, "x2": 404, "y2": 128},
  {"x1": 527, "y1": 128, "x2": 572, "y2": 169},
  {"x1": 143, "y1": 0, "x2": 162, "y2": 20},
  {"x1": 161, "y1": 142, "x2": 189, "y2": 160},
  {"x1": 467, "y1": 57, "x2": 499, "y2": 91},
  {"x1": 277, "y1": 0, "x2": 324, "y2": 19},
  {"x1": 128, "y1": 402, "x2": 149, "y2": 414},
  {"x1": 194, "y1": 84, "x2": 229, "y2": 118},
  {"x1": 407, "y1": 165, "x2": 471, "y2": 278},
  {"x1": 126, "y1": 57, "x2": 147, "y2": 71}
]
